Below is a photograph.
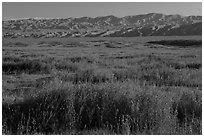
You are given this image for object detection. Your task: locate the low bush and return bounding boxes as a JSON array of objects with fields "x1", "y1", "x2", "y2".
[
  {"x1": 2, "y1": 42, "x2": 29, "y2": 47},
  {"x1": 2, "y1": 60, "x2": 51, "y2": 74},
  {"x1": 68, "y1": 56, "x2": 94, "y2": 63},
  {"x1": 14, "y1": 42, "x2": 29, "y2": 47},
  {"x1": 48, "y1": 41, "x2": 62, "y2": 46},
  {"x1": 185, "y1": 63, "x2": 201, "y2": 69},
  {"x1": 3, "y1": 56, "x2": 22, "y2": 62}
]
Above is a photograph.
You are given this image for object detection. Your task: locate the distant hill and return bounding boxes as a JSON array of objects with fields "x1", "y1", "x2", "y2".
[{"x1": 2, "y1": 13, "x2": 202, "y2": 38}]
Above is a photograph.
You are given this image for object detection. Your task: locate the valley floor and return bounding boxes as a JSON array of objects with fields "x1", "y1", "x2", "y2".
[{"x1": 2, "y1": 36, "x2": 202, "y2": 135}]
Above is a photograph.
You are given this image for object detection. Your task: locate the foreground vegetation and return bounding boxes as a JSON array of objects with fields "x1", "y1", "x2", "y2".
[{"x1": 2, "y1": 37, "x2": 202, "y2": 134}]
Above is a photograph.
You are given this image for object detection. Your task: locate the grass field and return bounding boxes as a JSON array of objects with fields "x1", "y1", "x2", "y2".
[{"x1": 2, "y1": 36, "x2": 202, "y2": 135}]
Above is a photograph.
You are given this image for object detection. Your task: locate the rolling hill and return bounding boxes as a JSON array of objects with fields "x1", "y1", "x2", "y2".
[{"x1": 2, "y1": 13, "x2": 202, "y2": 38}]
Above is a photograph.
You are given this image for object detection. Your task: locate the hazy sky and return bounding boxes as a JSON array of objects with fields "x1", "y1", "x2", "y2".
[{"x1": 2, "y1": 2, "x2": 202, "y2": 20}]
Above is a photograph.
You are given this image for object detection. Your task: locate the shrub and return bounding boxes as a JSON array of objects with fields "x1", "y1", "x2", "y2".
[
  {"x1": 3, "y1": 42, "x2": 29, "y2": 47},
  {"x1": 3, "y1": 56, "x2": 22, "y2": 62},
  {"x1": 69, "y1": 56, "x2": 94, "y2": 63},
  {"x1": 14, "y1": 42, "x2": 29, "y2": 47},
  {"x1": 48, "y1": 41, "x2": 62, "y2": 46},
  {"x1": 2, "y1": 60, "x2": 51, "y2": 74},
  {"x1": 185, "y1": 63, "x2": 201, "y2": 69}
]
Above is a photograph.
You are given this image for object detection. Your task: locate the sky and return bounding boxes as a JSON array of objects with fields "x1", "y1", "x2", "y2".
[{"x1": 2, "y1": 2, "x2": 202, "y2": 20}]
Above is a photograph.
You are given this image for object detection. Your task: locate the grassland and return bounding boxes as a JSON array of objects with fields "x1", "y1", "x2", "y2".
[{"x1": 2, "y1": 36, "x2": 202, "y2": 135}]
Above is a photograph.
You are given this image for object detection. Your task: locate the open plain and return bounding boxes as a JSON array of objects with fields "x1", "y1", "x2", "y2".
[{"x1": 2, "y1": 36, "x2": 202, "y2": 134}]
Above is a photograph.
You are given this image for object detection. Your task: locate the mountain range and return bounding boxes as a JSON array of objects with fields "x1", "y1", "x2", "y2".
[{"x1": 2, "y1": 13, "x2": 202, "y2": 38}]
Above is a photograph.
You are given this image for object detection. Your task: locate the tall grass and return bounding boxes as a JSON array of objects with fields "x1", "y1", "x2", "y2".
[
  {"x1": 171, "y1": 91, "x2": 202, "y2": 133},
  {"x1": 2, "y1": 80, "x2": 202, "y2": 135},
  {"x1": 2, "y1": 88, "x2": 74, "y2": 134},
  {"x1": 2, "y1": 38, "x2": 202, "y2": 135},
  {"x1": 111, "y1": 55, "x2": 201, "y2": 88}
]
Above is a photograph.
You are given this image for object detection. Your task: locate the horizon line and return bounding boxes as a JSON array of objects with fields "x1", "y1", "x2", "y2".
[{"x1": 2, "y1": 12, "x2": 202, "y2": 21}]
